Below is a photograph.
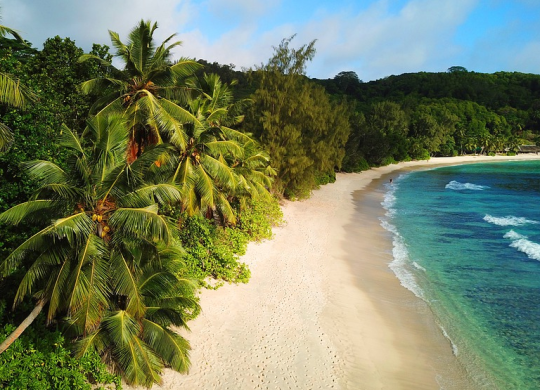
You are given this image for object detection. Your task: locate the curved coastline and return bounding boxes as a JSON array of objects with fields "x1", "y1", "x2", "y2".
[{"x1": 129, "y1": 154, "x2": 540, "y2": 390}]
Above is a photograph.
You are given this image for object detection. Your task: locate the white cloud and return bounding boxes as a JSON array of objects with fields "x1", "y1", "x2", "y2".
[
  {"x1": 3, "y1": 0, "x2": 538, "y2": 81},
  {"x1": 2, "y1": 0, "x2": 193, "y2": 50},
  {"x1": 205, "y1": 0, "x2": 280, "y2": 19},
  {"x1": 296, "y1": 0, "x2": 479, "y2": 79}
]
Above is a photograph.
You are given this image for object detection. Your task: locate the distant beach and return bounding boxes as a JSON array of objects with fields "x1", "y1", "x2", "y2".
[{"x1": 128, "y1": 154, "x2": 540, "y2": 390}]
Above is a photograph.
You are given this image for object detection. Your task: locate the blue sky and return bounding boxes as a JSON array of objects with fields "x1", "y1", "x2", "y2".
[{"x1": 3, "y1": 0, "x2": 540, "y2": 81}]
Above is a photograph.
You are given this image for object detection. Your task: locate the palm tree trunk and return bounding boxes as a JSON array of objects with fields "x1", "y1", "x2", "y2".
[{"x1": 0, "y1": 299, "x2": 46, "y2": 354}]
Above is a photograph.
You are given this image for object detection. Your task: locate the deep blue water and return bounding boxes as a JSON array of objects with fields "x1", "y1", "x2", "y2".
[{"x1": 381, "y1": 160, "x2": 540, "y2": 389}]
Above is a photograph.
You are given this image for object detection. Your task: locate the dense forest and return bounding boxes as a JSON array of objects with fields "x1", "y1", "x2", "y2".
[{"x1": 1, "y1": 17, "x2": 539, "y2": 389}]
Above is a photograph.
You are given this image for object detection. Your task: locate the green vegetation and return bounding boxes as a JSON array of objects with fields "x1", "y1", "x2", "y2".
[
  {"x1": 1, "y1": 13, "x2": 540, "y2": 389},
  {"x1": 245, "y1": 36, "x2": 350, "y2": 198},
  {"x1": 0, "y1": 20, "x2": 280, "y2": 387},
  {"x1": 316, "y1": 69, "x2": 540, "y2": 171},
  {"x1": 0, "y1": 300, "x2": 120, "y2": 390}
]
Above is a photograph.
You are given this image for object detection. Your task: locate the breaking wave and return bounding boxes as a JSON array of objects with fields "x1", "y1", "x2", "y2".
[{"x1": 445, "y1": 180, "x2": 489, "y2": 191}]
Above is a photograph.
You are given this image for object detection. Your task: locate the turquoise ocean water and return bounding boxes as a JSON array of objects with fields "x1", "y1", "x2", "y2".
[{"x1": 381, "y1": 160, "x2": 540, "y2": 389}]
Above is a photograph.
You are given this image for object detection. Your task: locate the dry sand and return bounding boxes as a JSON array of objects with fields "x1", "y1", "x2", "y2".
[{"x1": 130, "y1": 154, "x2": 540, "y2": 390}]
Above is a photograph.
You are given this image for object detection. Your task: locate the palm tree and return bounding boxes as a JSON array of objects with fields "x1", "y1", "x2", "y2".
[
  {"x1": 79, "y1": 20, "x2": 202, "y2": 162},
  {"x1": 0, "y1": 19, "x2": 35, "y2": 151},
  {"x1": 0, "y1": 115, "x2": 199, "y2": 386},
  {"x1": 167, "y1": 74, "x2": 274, "y2": 224}
]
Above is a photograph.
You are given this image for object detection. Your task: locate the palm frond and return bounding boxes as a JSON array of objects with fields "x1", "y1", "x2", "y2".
[
  {"x1": 170, "y1": 58, "x2": 203, "y2": 79},
  {"x1": 194, "y1": 165, "x2": 215, "y2": 210},
  {"x1": 108, "y1": 30, "x2": 130, "y2": 63},
  {"x1": 0, "y1": 122, "x2": 14, "y2": 152},
  {"x1": 44, "y1": 254, "x2": 73, "y2": 322},
  {"x1": 20, "y1": 160, "x2": 68, "y2": 186},
  {"x1": 13, "y1": 244, "x2": 69, "y2": 307},
  {"x1": 141, "y1": 319, "x2": 191, "y2": 373},
  {"x1": 221, "y1": 126, "x2": 254, "y2": 144},
  {"x1": 0, "y1": 225, "x2": 56, "y2": 277},
  {"x1": 0, "y1": 72, "x2": 36, "y2": 109},
  {"x1": 206, "y1": 140, "x2": 243, "y2": 158},
  {"x1": 103, "y1": 310, "x2": 140, "y2": 346},
  {"x1": 109, "y1": 250, "x2": 145, "y2": 318},
  {"x1": 201, "y1": 154, "x2": 236, "y2": 189},
  {"x1": 58, "y1": 124, "x2": 84, "y2": 153},
  {"x1": 0, "y1": 200, "x2": 61, "y2": 226},
  {"x1": 216, "y1": 192, "x2": 236, "y2": 224},
  {"x1": 79, "y1": 76, "x2": 126, "y2": 95},
  {"x1": 104, "y1": 310, "x2": 163, "y2": 386},
  {"x1": 0, "y1": 24, "x2": 24, "y2": 42},
  {"x1": 51, "y1": 212, "x2": 94, "y2": 246},
  {"x1": 109, "y1": 205, "x2": 174, "y2": 244},
  {"x1": 118, "y1": 183, "x2": 183, "y2": 208},
  {"x1": 159, "y1": 98, "x2": 202, "y2": 128},
  {"x1": 72, "y1": 328, "x2": 107, "y2": 358},
  {"x1": 78, "y1": 53, "x2": 112, "y2": 67},
  {"x1": 66, "y1": 234, "x2": 109, "y2": 321},
  {"x1": 33, "y1": 183, "x2": 82, "y2": 201}
]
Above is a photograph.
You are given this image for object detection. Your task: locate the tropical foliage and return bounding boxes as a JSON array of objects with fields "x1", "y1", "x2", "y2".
[
  {"x1": 0, "y1": 300, "x2": 120, "y2": 389},
  {"x1": 245, "y1": 36, "x2": 350, "y2": 198},
  {"x1": 0, "y1": 19, "x2": 281, "y2": 387},
  {"x1": 315, "y1": 69, "x2": 540, "y2": 171},
  {"x1": 0, "y1": 20, "x2": 34, "y2": 151},
  {"x1": 0, "y1": 116, "x2": 199, "y2": 386},
  {"x1": 79, "y1": 20, "x2": 202, "y2": 162}
]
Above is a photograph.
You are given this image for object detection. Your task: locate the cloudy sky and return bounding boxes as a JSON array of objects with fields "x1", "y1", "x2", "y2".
[{"x1": 3, "y1": 0, "x2": 540, "y2": 81}]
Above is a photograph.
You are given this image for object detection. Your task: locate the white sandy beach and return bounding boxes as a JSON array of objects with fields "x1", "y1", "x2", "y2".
[{"x1": 128, "y1": 154, "x2": 540, "y2": 390}]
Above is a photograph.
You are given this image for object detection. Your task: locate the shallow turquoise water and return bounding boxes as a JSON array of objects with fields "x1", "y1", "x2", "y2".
[{"x1": 382, "y1": 160, "x2": 540, "y2": 389}]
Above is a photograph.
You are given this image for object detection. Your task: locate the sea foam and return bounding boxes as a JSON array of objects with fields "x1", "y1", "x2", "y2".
[
  {"x1": 504, "y1": 230, "x2": 540, "y2": 261},
  {"x1": 484, "y1": 215, "x2": 539, "y2": 227},
  {"x1": 380, "y1": 183, "x2": 425, "y2": 300},
  {"x1": 445, "y1": 180, "x2": 489, "y2": 191},
  {"x1": 383, "y1": 220, "x2": 426, "y2": 300}
]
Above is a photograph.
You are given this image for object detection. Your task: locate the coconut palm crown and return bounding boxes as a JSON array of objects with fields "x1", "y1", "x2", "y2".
[
  {"x1": 79, "y1": 20, "x2": 203, "y2": 162},
  {"x1": 0, "y1": 115, "x2": 199, "y2": 386},
  {"x1": 165, "y1": 73, "x2": 275, "y2": 224}
]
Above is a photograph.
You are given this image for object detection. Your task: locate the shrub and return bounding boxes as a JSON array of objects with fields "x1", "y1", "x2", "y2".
[
  {"x1": 314, "y1": 171, "x2": 336, "y2": 186},
  {"x1": 178, "y1": 215, "x2": 251, "y2": 286},
  {"x1": 177, "y1": 197, "x2": 283, "y2": 287},
  {"x1": 236, "y1": 197, "x2": 283, "y2": 242},
  {"x1": 380, "y1": 156, "x2": 398, "y2": 166},
  {"x1": 0, "y1": 302, "x2": 121, "y2": 390}
]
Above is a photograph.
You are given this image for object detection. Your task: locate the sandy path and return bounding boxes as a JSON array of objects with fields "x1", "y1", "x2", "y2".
[{"x1": 127, "y1": 154, "x2": 540, "y2": 390}]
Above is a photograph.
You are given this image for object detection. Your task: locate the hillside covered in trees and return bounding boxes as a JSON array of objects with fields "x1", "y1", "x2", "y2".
[
  {"x1": 315, "y1": 68, "x2": 540, "y2": 170},
  {"x1": 1, "y1": 16, "x2": 540, "y2": 388}
]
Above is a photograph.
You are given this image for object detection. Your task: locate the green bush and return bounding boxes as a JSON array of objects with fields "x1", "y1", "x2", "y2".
[
  {"x1": 380, "y1": 156, "x2": 398, "y2": 166},
  {"x1": 0, "y1": 302, "x2": 120, "y2": 390},
  {"x1": 341, "y1": 156, "x2": 371, "y2": 172},
  {"x1": 179, "y1": 215, "x2": 251, "y2": 286},
  {"x1": 177, "y1": 197, "x2": 283, "y2": 287},
  {"x1": 236, "y1": 197, "x2": 283, "y2": 241},
  {"x1": 314, "y1": 171, "x2": 336, "y2": 186}
]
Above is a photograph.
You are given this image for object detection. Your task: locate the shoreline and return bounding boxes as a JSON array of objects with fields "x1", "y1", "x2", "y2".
[{"x1": 130, "y1": 154, "x2": 540, "y2": 390}]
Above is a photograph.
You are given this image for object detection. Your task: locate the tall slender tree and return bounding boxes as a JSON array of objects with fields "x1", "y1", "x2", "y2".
[{"x1": 246, "y1": 36, "x2": 349, "y2": 197}]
